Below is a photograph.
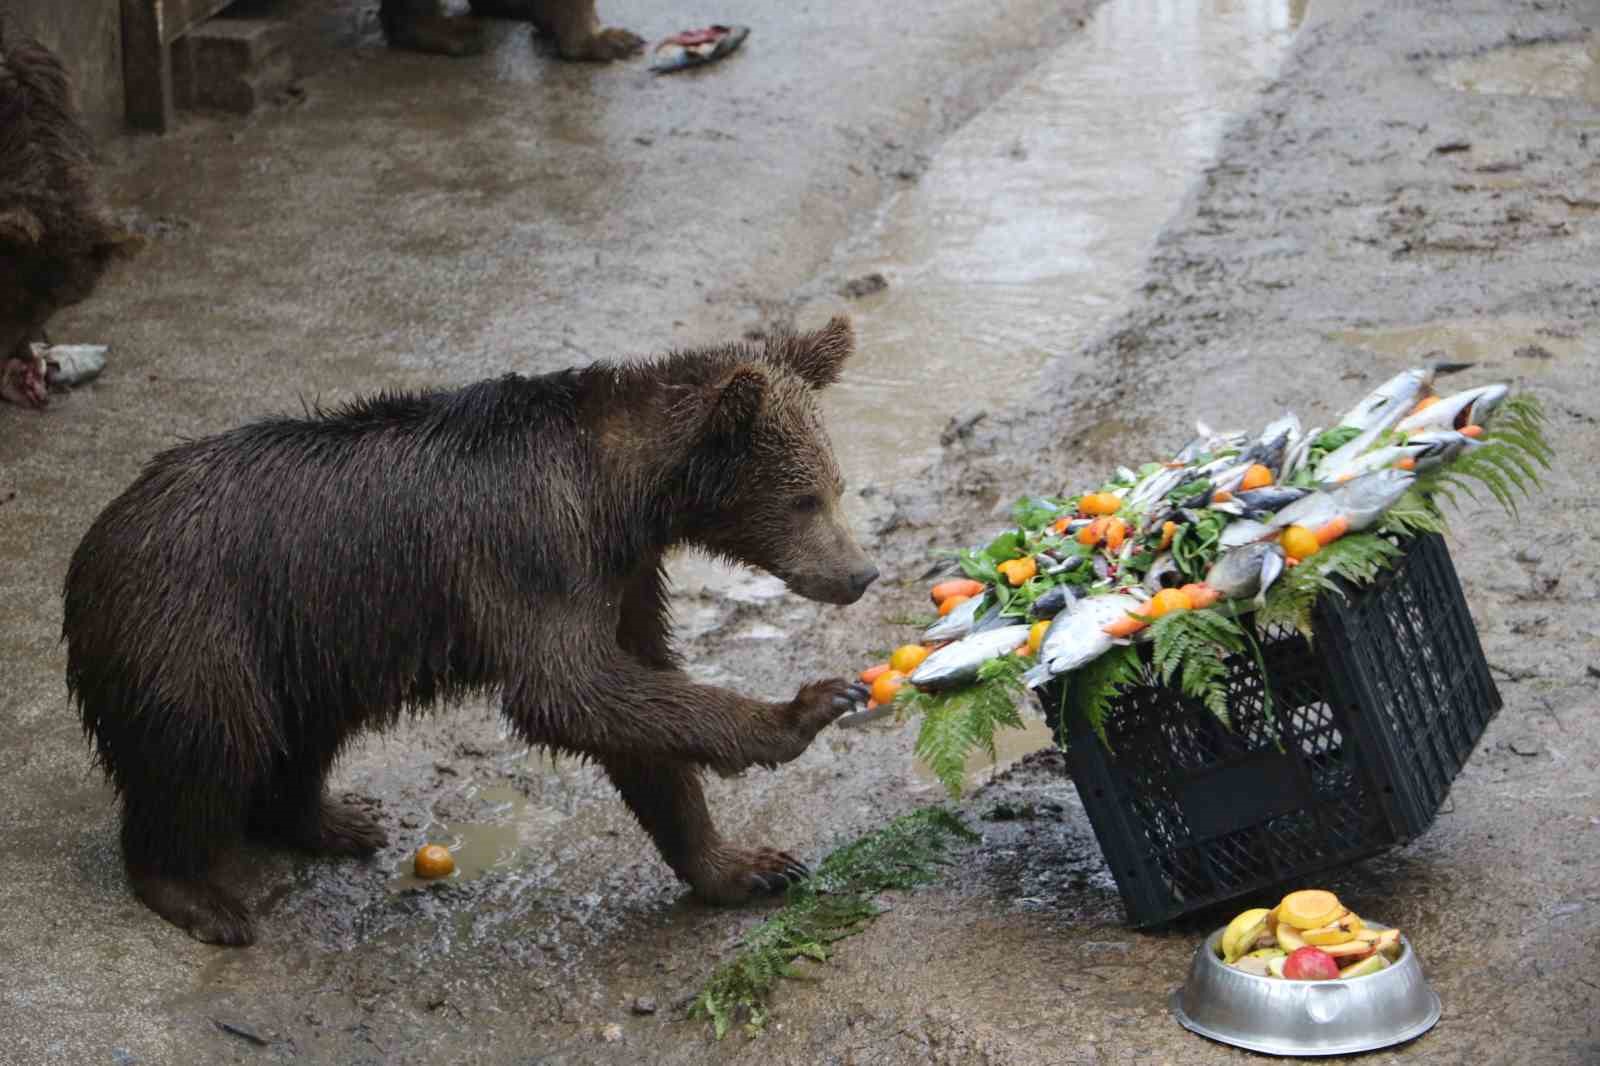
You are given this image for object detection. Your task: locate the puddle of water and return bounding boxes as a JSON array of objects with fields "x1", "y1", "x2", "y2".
[
  {"x1": 677, "y1": 0, "x2": 1305, "y2": 598},
  {"x1": 390, "y1": 781, "x2": 540, "y2": 889},
  {"x1": 1433, "y1": 40, "x2": 1600, "y2": 102},
  {"x1": 912, "y1": 714, "x2": 1058, "y2": 791},
  {"x1": 1331, "y1": 317, "x2": 1587, "y2": 368},
  {"x1": 819, "y1": 0, "x2": 1306, "y2": 488}
]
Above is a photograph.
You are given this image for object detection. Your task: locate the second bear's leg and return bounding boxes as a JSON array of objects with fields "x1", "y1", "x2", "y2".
[
  {"x1": 599, "y1": 755, "x2": 810, "y2": 903},
  {"x1": 469, "y1": 0, "x2": 643, "y2": 61},
  {"x1": 380, "y1": 0, "x2": 487, "y2": 56}
]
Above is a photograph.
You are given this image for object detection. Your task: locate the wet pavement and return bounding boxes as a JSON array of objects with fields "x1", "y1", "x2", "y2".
[{"x1": 4, "y1": 0, "x2": 1600, "y2": 1063}]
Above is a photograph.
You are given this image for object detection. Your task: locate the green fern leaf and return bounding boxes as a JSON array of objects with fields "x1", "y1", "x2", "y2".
[
  {"x1": 913, "y1": 698, "x2": 974, "y2": 799},
  {"x1": 1067, "y1": 643, "x2": 1143, "y2": 746}
]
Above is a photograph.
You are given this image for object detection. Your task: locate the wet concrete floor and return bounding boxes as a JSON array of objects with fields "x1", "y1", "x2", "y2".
[{"x1": 3, "y1": 0, "x2": 1600, "y2": 1063}]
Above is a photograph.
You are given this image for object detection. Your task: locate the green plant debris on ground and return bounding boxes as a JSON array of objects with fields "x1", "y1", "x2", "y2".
[{"x1": 691, "y1": 807, "x2": 978, "y2": 1038}]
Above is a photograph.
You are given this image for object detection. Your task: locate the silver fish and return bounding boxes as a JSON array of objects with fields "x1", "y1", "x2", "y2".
[
  {"x1": 1328, "y1": 468, "x2": 1414, "y2": 530},
  {"x1": 1313, "y1": 420, "x2": 1390, "y2": 484},
  {"x1": 1022, "y1": 594, "x2": 1144, "y2": 687},
  {"x1": 1403, "y1": 428, "x2": 1481, "y2": 471},
  {"x1": 1206, "y1": 541, "x2": 1286, "y2": 605},
  {"x1": 1233, "y1": 486, "x2": 1311, "y2": 518},
  {"x1": 1220, "y1": 517, "x2": 1276, "y2": 549},
  {"x1": 1126, "y1": 466, "x2": 1190, "y2": 510},
  {"x1": 910, "y1": 625, "x2": 1032, "y2": 691},
  {"x1": 1281, "y1": 424, "x2": 1321, "y2": 480},
  {"x1": 1394, "y1": 383, "x2": 1509, "y2": 433},
  {"x1": 922, "y1": 594, "x2": 983, "y2": 642},
  {"x1": 1338, "y1": 367, "x2": 1432, "y2": 431},
  {"x1": 1262, "y1": 489, "x2": 1339, "y2": 533},
  {"x1": 1239, "y1": 413, "x2": 1301, "y2": 473}
]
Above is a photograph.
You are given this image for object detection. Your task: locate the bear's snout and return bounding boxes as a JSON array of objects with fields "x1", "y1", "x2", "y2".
[{"x1": 847, "y1": 564, "x2": 880, "y2": 599}]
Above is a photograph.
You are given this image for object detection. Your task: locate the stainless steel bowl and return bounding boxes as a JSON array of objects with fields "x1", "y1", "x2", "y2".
[{"x1": 1171, "y1": 923, "x2": 1441, "y2": 1056}]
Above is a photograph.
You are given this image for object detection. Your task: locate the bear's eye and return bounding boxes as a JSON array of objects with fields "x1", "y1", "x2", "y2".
[{"x1": 793, "y1": 493, "x2": 823, "y2": 514}]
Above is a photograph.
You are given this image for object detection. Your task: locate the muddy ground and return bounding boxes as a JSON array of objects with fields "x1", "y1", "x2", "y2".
[{"x1": 3, "y1": 0, "x2": 1598, "y2": 1063}]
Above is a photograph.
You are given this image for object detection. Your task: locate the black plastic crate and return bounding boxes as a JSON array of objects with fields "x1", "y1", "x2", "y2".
[{"x1": 1038, "y1": 533, "x2": 1501, "y2": 927}]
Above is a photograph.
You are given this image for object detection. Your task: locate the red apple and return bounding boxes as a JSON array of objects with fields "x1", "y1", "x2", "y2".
[{"x1": 1282, "y1": 946, "x2": 1341, "y2": 980}]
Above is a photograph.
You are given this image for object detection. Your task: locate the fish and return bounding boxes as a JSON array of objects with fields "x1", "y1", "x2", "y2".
[
  {"x1": 1313, "y1": 420, "x2": 1390, "y2": 483},
  {"x1": 649, "y1": 24, "x2": 750, "y2": 73},
  {"x1": 1125, "y1": 465, "x2": 1190, "y2": 509},
  {"x1": 1232, "y1": 485, "x2": 1311, "y2": 518},
  {"x1": 1337, "y1": 367, "x2": 1433, "y2": 431},
  {"x1": 1043, "y1": 554, "x2": 1086, "y2": 577},
  {"x1": 1022, "y1": 594, "x2": 1144, "y2": 687},
  {"x1": 910, "y1": 625, "x2": 1032, "y2": 691},
  {"x1": 1206, "y1": 541, "x2": 1286, "y2": 606},
  {"x1": 1172, "y1": 422, "x2": 1246, "y2": 465},
  {"x1": 1028, "y1": 585, "x2": 1078, "y2": 619},
  {"x1": 1328, "y1": 468, "x2": 1414, "y2": 530},
  {"x1": 922, "y1": 594, "x2": 983, "y2": 642},
  {"x1": 834, "y1": 702, "x2": 899, "y2": 729},
  {"x1": 1262, "y1": 489, "x2": 1339, "y2": 533},
  {"x1": 1239, "y1": 413, "x2": 1301, "y2": 473},
  {"x1": 1142, "y1": 552, "x2": 1184, "y2": 593},
  {"x1": 1402, "y1": 428, "x2": 1481, "y2": 471},
  {"x1": 1394, "y1": 383, "x2": 1509, "y2": 434},
  {"x1": 1281, "y1": 425, "x2": 1321, "y2": 480},
  {"x1": 1219, "y1": 517, "x2": 1276, "y2": 549}
]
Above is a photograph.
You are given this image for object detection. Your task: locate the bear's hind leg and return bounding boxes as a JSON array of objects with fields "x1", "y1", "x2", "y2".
[
  {"x1": 121, "y1": 790, "x2": 254, "y2": 945},
  {"x1": 599, "y1": 755, "x2": 810, "y2": 904}
]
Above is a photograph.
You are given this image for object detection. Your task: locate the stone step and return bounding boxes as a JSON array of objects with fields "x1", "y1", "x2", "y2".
[{"x1": 171, "y1": 17, "x2": 296, "y2": 116}]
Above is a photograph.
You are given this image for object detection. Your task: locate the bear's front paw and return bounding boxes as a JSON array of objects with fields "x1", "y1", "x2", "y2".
[{"x1": 766, "y1": 678, "x2": 866, "y2": 761}]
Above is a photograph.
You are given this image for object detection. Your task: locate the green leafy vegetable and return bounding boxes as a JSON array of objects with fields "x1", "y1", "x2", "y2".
[{"x1": 691, "y1": 809, "x2": 977, "y2": 1038}]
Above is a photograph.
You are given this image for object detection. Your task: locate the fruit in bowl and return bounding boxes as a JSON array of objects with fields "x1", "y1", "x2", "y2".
[{"x1": 1213, "y1": 888, "x2": 1404, "y2": 979}]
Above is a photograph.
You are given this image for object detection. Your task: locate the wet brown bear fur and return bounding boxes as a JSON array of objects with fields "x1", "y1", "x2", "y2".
[
  {"x1": 0, "y1": 16, "x2": 139, "y2": 407},
  {"x1": 63, "y1": 317, "x2": 878, "y2": 946},
  {"x1": 381, "y1": 0, "x2": 644, "y2": 62}
]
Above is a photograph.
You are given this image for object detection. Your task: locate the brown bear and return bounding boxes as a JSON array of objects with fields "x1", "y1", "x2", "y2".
[
  {"x1": 0, "y1": 16, "x2": 138, "y2": 408},
  {"x1": 383, "y1": 0, "x2": 644, "y2": 61},
  {"x1": 63, "y1": 317, "x2": 878, "y2": 945}
]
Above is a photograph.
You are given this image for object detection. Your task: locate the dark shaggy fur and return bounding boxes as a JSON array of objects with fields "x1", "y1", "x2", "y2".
[
  {"x1": 0, "y1": 16, "x2": 137, "y2": 407},
  {"x1": 63, "y1": 318, "x2": 877, "y2": 945}
]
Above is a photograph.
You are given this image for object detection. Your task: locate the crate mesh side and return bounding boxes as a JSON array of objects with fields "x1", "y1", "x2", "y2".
[
  {"x1": 1085, "y1": 624, "x2": 1388, "y2": 922},
  {"x1": 1323, "y1": 534, "x2": 1502, "y2": 834}
]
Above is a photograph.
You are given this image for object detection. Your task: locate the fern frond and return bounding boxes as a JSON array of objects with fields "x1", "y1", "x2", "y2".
[
  {"x1": 1148, "y1": 608, "x2": 1248, "y2": 729},
  {"x1": 1376, "y1": 487, "x2": 1448, "y2": 538},
  {"x1": 912, "y1": 697, "x2": 974, "y2": 799},
  {"x1": 1257, "y1": 533, "x2": 1401, "y2": 640},
  {"x1": 693, "y1": 809, "x2": 975, "y2": 1037},
  {"x1": 1067, "y1": 643, "x2": 1144, "y2": 746},
  {"x1": 897, "y1": 655, "x2": 1032, "y2": 799}
]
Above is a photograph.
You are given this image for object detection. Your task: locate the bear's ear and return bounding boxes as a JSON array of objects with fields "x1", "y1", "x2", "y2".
[
  {"x1": 706, "y1": 364, "x2": 767, "y2": 438},
  {"x1": 764, "y1": 315, "x2": 854, "y2": 389}
]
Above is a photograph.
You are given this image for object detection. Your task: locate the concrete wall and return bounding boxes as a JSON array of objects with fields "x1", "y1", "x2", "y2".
[{"x1": 2, "y1": 0, "x2": 124, "y2": 141}]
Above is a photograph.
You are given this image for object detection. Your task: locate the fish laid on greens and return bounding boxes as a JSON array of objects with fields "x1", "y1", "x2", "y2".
[{"x1": 842, "y1": 364, "x2": 1547, "y2": 783}]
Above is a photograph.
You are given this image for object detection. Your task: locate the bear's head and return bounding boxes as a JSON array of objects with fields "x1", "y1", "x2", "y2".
[{"x1": 669, "y1": 316, "x2": 879, "y2": 605}]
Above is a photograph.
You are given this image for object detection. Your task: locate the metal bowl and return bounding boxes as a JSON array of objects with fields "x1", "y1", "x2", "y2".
[{"x1": 1170, "y1": 924, "x2": 1441, "y2": 1056}]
